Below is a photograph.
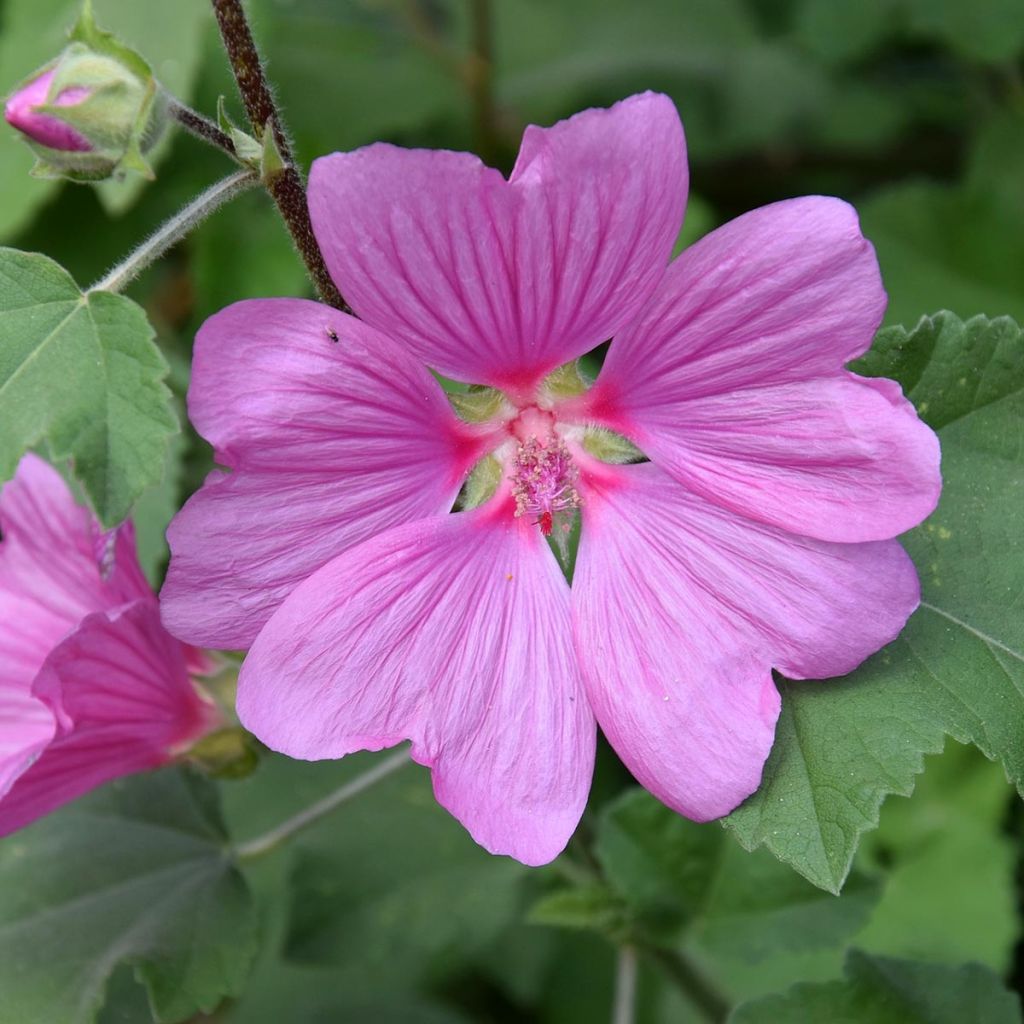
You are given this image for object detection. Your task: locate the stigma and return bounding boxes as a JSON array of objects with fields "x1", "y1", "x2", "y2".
[{"x1": 510, "y1": 437, "x2": 581, "y2": 537}]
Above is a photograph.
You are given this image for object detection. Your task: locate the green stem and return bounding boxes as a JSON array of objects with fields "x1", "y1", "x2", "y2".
[
  {"x1": 234, "y1": 749, "x2": 411, "y2": 860},
  {"x1": 612, "y1": 945, "x2": 638, "y2": 1024},
  {"x1": 91, "y1": 170, "x2": 256, "y2": 293},
  {"x1": 642, "y1": 945, "x2": 731, "y2": 1024}
]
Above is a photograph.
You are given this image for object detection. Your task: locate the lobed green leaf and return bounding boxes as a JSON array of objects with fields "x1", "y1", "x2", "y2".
[
  {"x1": 565, "y1": 789, "x2": 883, "y2": 960},
  {"x1": 731, "y1": 949, "x2": 1023, "y2": 1023},
  {"x1": 0, "y1": 247, "x2": 177, "y2": 527},
  {"x1": 727, "y1": 312, "x2": 1024, "y2": 891},
  {"x1": 0, "y1": 769, "x2": 258, "y2": 1024}
]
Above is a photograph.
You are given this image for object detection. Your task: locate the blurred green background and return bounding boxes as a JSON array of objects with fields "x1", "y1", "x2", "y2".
[{"x1": 2, "y1": 0, "x2": 1022, "y2": 1021}]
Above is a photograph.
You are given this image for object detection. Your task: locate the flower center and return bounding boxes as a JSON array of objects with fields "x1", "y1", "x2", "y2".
[{"x1": 510, "y1": 436, "x2": 581, "y2": 537}]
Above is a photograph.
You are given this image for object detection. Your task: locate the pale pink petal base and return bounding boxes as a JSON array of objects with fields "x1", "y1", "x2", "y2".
[
  {"x1": 578, "y1": 196, "x2": 941, "y2": 542},
  {"x1": 573, "y1": 462, "x2": 920, "y2": 820},
  {"x1": 237, "y1": 503, "x2": 596, "y2": 866},
  {"x1": 0, "y1": 600, "x2": 214, "y2": 837},
  {"x1": 161, "y1": 299, "x2": 487, "y2": 650},
  {"x1": 309, "y1": 92, "x2": 686, "y2": 392}
]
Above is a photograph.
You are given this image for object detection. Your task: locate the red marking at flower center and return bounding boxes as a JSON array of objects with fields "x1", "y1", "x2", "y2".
[{"x1": 511, "y1": 437, "x2": 581, "y2": 536}]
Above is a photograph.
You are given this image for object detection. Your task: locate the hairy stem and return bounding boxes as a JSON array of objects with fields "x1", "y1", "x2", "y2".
[
  {"x1": 210, "y1": 0, "x2": 346, "y2": 309},
  {"x1": 612, "y1": 945, "x2": 638, "y2": 1024},
  {"x1": 467, "y1": 0, "x2": 498, "y2": 164},
  {"x1": 91, "y1": 170, "x2": 257, "y2": 293},
  {"x1": 642, "y1": 946, "x2": 730, "y2": 1024},
  {"x1": 235, "y1": 749, "x2": 411, "y2": 860},
  {"x1": 166, "y1": 96, "x2": 238, "y2": 159}
]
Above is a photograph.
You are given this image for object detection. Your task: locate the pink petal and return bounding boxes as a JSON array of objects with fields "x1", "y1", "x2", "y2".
[
  {"x1": 611, "y1": 374, "x2": 940, "y2": 543},
  {"x1": 572, "y1": 462, "x2": 920, "y2": 821},
  {"x1": 161, "y1": 299, "x2": 487, "y2": 650},
  {"x1": 4, "y1": 68, "x2": 93, "y2": 152},
  {"x1": 1, "y1": 455, "x2": 150, "y2": 648},
  {"x1": 0, "y1": 600, "x2": 214, "y2": 837},
  {"x1": 578, "y1": 197, "x2": 940, "y2": 542},
  {"x1": 237, "y1": 504, "x2": 595, "y2": 866},
  {"x1": 0, "y1": 689, "x2": 54, "y2": 800},
  {"x1": 309, "y1": 92, "x2": 686, "y2": 392}
]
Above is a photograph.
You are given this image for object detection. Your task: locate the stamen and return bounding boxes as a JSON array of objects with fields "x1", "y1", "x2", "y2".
[{"x1": 510, "y1": 437, "x2": 581, "y2": 538}]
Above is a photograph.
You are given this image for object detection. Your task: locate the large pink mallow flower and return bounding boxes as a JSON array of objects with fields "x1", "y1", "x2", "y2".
[
  {"x1": 0, "y1": 455, "x2": 217, "y2": 836},
  {"x1": 161, "y1": 93, "x2": 940, "y2": 866}
]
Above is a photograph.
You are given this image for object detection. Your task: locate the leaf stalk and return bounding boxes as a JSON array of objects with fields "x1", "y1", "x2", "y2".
[
  {"x1": 91, "y1": 169, "x2": 256, "y2": 293},
  {"x1": 234, "y1": 748, "x2": 411, "y2": 860}
]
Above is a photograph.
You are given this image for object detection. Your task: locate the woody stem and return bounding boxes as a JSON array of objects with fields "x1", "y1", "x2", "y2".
[{"x1": 210, "y1": 0, "x2": 346, "y2": 310}]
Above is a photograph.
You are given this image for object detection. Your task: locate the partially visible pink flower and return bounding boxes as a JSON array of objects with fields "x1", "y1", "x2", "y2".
[
  {"x1": 4, "y1": 68, "x2": 92, "y2": 152},
  {"x1": 162, "y1": 93, "x2": 940, "y2": 866},
  {"x1": 0, "y1": 455, "x2": 217, "y2": 837}
]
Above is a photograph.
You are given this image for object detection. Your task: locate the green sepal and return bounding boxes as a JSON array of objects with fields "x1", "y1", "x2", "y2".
[
  {"x1": 582, "y1": 427, "x2": 645, "y2": 464},
  {"x1": 185, "y1": 726, "x2": 261, "y2": 780},
  {"x1": 216, "y1": 95, "x2": 235, "y2": 135},
  {"x1": 542, "y1": 359, "x2": 591, "y2": 399},
  {"x1": 69, "y1": 0, "x2": 154, "y2": 81},
  {"x1": 528, "y1": 883, "x2": 631, "y2": 941},
  {"x1": 460, "y1": 455, "x2": 504, "y2": 510},
  {"x1": 450, "y1": 386, "x2": 507, "y2": 423},
  {"x1": 217, "y1": 96, "x2": 262, "y2": 165},
  {"x1": 260, "y1": 119, "x2": 288, "y2": 182}
]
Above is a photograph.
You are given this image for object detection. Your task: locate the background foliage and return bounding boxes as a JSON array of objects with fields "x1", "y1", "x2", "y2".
[{"x1": 0, "y1": 0, "x2": 1022, "y2": 1020}]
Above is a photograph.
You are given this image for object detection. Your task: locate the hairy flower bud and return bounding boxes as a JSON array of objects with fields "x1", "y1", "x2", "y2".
[
  {"x1": 2, "y1": 2, "x2": 166, "y2": 182},
  {"x1": 4, "y1": 68, "x2": 92, "y2": 153}
]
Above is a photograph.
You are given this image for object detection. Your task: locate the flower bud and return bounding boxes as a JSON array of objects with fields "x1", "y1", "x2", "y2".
[
  {"x1": 2, "y1": 2, "x2": 166, "y2": 182},
  {"x1": 4, "y1": 68, "x2": 92, "y2": 152}
]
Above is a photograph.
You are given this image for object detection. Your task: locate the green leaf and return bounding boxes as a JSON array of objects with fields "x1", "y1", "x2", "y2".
[
  {"x1": 0, "y1": 247, "x2": 177, "y2": 527},
  {"x1": 727, "y1": 312, "x2": 1024, "y2": 891},
  {"x1": 130, "y1": 430, "x2": 185, "y2": 586},
  {"x1": 247, "y1": 0, "x2": 462, "y2": 162},
  {"x1": 902, "y1": 0, "x2": 1024, "y2": 63},
  {"x1": 528, "y1": 883, "x2": 628, "y2": 934},
  {"x1": 730, "y1": 949, "x2": 1024, "y2": 1023},
  {"x1": 591, "y1": 790, "x2": 880, "y2": 959},
  {"x1": 855, "y1": 743, "x2": 1018, "y2": 971},
  {"x1": 794, "y1": 0, "x2": 895, "y2": 66},
  {"x1": 861, "y1": 182, "x2": 1024, "y2": 328},
  {"x1": 222, "y1": 753, "x2": 527, "y2": 996},
  {"x1": 0, "y1": 769, "x2": 258, "y2": 1024},
  {"x1": 495, "y1": 0, "x2": 824, "y2": 159}
]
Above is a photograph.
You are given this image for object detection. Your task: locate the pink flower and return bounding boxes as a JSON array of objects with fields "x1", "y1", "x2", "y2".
[
  {"x1": 4, "y1": 68, "x2": 92, "y2": 152},
  {"x1": 0, "y1": 455, "x2": 217, "y2": 836},
  {"x1": 161, "y1": 93, "x2": 940, "y2": 866}
]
